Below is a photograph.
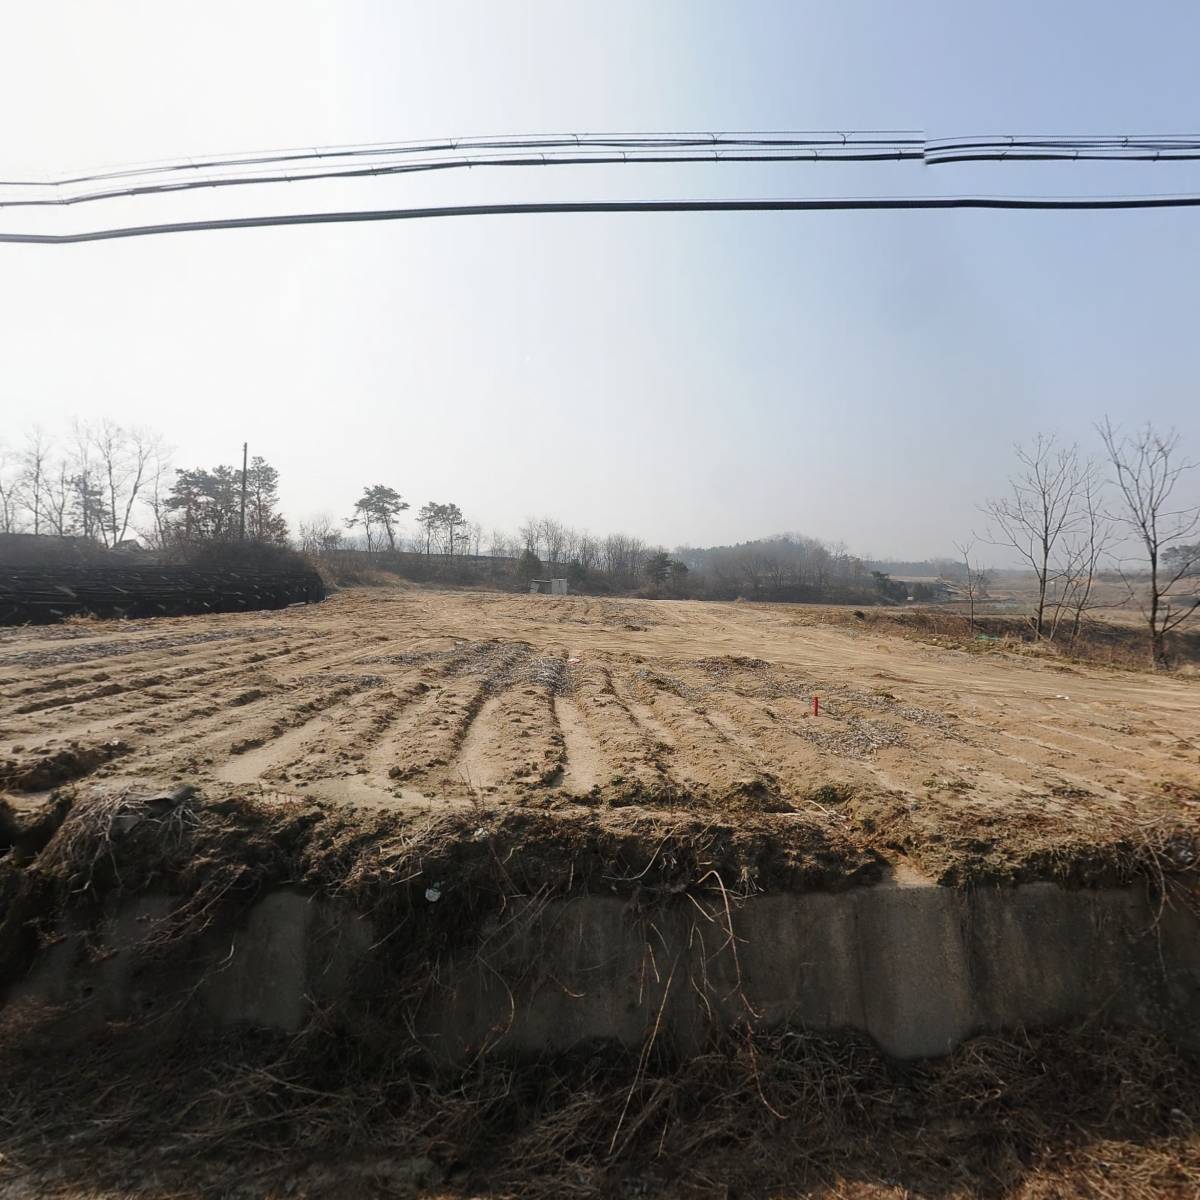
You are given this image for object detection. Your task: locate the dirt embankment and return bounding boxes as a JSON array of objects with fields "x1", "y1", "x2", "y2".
[{"x1": 0, "y1": 785, "x2": 1198, "y2": 1199}]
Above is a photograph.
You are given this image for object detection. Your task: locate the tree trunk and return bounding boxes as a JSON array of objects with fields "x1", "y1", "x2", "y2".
[
  {"x1": 1152, "y1": 626, "x2": 1168, "y2": 670},
  {"x1": 1148, "y1": 551, "x2": 1162, "y2": 669}
]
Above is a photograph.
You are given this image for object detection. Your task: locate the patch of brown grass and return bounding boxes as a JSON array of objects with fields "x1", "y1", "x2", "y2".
[
  {"x1": 1, "y1": 1020, "x2": 1197, "y2": 1198},
  {"x1": 834, "y1": 608, "x2": 1200, "y2": 673}
]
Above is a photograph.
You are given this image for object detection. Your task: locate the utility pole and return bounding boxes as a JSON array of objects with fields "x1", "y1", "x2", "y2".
[{"x1": 239, "y1": 442, "x2": 248, "y2": 541}]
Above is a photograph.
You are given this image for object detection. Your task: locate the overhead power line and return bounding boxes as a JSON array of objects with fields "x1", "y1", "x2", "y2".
[
  {"x1": 4, "y1": 131, "x2": 1200, "y2": 210},
  {"x1": 5, "y1": 130, "x2": 1200, "y2": 245},
  {"x1": 925, "y1": 134, "x2": 1200, "y2": 164},
  {"x1": 6, "y1": 193, "x2": 1200, "y2": 246},
  {"x1": 0, "y1": 147, "x2": 924, "y2": 209},
  {"x1": 0, "y1": 132, "x2": 923, "y2": 185},
  {"x1": 0, "y1": 132, "x2": 922, "y2": 209}
]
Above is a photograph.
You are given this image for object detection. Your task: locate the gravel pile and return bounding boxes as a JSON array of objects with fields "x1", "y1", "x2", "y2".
[
  {"x1": 894, "y1": 704, "x2": 970, "y2": 740},
  {"x1": 528, "y1": 655, "x2": 573, "y2": 695},
  {"x1": 450, "y1": 642, "x2": 533, "y2": 692},
  {"x1": 293, "y1": 672, "x2": 388, "y2": 689},
  {"x1": 795, "y1": 713, "x2": 910, "y2": 758},
  {"x1": 839, "y1": 685, "x2": 970, "y2": 742}
]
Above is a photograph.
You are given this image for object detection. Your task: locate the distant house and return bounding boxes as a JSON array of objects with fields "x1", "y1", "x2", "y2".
[{"x1": 529, "y1": 578, "x2": 569, "y2": 595}]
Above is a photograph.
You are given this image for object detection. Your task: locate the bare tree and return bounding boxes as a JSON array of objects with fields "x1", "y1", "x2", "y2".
[
  {"x1": 88, "y1": 420, "x2": 163, "y2": 546},
  {"x1": 1098, "y1": 418, "x2": 1200, "y2": 668},
  {"x1": 487, "y1": 528, "x2": 513, "y2": 560},
  {"x1": 1049, "y1": 464, "x2": 1116, "y2": 643},
  {"x1": 953, "y1": 540, "x2": 990, "y2": 629},
  {"x1": 19, "y1": 428, "x2": 52, "y2": 535},
  {"x1": 982, "y1": 434, "x2": 1083, "y2": 639},
  {"x1": 42, "y1": 460, "x2": 74, "y2": 537},
  {"x1": 143, "y1": 445, "x2": 175, "y2": 549},
  {"x1": 66, "y1": 422, "x2": 106, "y2": 542},
  {"x1": 538, "y1": 516, "x2": 569, "y2": 567},
  {"x1": 602, "y1": 533, "x2": 648, "y2": 589},
  {"x1": 0, "y1": 442, "x2": 21, "y2": 533},
  {"x1": 298, "y1": 513, "x2": 344, "y2": 557},
  {"x1": 466, "y1": 520, "x2": 483, "y2": 559},
  {"x1": 576, "y1": 532, "x2": 601, "y2": 574},
  {"x1": 66, "y1": 419, "x2": 164, "y2": 546},
  {"x1": 518, "y1": 517, "x2": 541, "y2": 559},
  {"x1": 560, "y1": 525, "x2": 581, "y2": 566}
]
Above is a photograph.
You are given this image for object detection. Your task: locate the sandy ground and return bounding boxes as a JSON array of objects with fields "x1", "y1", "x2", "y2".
[{"x1": 2, "y1": 586, "x2": 1198, "y2": 879}]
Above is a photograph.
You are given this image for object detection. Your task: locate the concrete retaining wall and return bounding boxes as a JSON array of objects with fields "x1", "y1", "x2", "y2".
[{"x1": 8, "y1": 876, "x2": 1199, "y2": 1060}]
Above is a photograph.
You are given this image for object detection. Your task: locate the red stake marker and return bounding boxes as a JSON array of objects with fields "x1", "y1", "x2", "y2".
[{"x1": 812, "y1": 695, "x2": 820, "y2": 717}]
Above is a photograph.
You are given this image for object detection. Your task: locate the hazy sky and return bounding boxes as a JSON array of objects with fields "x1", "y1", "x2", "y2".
[{"x1": 2, "y1": 1, "x2": 1199, "y2": 559}]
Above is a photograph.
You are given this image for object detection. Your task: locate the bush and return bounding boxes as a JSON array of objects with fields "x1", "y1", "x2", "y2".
[{"x1": 170, "y1": 540, "x2": 311, "y2": 574}]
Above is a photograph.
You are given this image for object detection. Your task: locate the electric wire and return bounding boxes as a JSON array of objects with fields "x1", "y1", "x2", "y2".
[
  {"x1": 0, "y1": 146, "x2": 927, "y2": 209},
  {"x1": 0, "y1": 131, "x2": 923, "y2": 184},
  {"x1": 925, "y1": 134, "x2": 1200, "y2": 164},
  {"x1": 6, "y1": 130, "x2": 1200, "y2": 211},
  {"x1": 6, "y1": 193, "x2": 1200, "y2": 246}
]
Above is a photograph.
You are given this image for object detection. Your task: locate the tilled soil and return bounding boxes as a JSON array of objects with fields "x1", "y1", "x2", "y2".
[{"x1": 1, "y1": 587, "x2": 1197, "y2": 882}]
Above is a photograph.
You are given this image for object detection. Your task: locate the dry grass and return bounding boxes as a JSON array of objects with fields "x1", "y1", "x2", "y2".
[
  {"x1": 837, "y1": 607, "x2": 1200, "y2": 673},
  {"x1": 304, "y1": 551, "x2": 414, "y2": 590},
  {"x1": 0, "y1": 1017, "x2": 1198, "y2": 1198},
  {"x1": 844, "y1": 784, "x2": 1200, "y2": 889}
]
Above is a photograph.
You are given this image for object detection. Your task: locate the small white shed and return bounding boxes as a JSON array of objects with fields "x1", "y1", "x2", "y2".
[{"x1": 529, "y1": 578, "x2": 569, "y2": 595}]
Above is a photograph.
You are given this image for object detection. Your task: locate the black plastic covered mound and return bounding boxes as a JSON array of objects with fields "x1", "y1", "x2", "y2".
[{"x1": 0, "y1": 565, "x2": 325, "y2": 625}]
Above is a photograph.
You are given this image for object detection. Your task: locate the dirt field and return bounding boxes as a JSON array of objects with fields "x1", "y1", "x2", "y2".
[{"x1": 2, "y1": 585, "x2": 1197, "y2": 883}]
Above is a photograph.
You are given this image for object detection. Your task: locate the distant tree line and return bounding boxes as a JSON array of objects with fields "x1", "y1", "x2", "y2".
[
  {"x1": 304, "y1": 505, "x2": 884, "y2": 603},
  {"x1": 0, "y1": 424, "x2": 289, "y2": 559},
  {"x1": 8, "y1": 415, "x2": 1194, "y2": 667},
  {"x1": 676, "y1": 534, "x2": 877, "y2": 603},
  {"x1": 163, "y1": 458, "x2": 287, "y2": 548},
  {"x1": 302, "y1": 505, "x2": 687, "y2": 594},
  {"x1": 0, "y1": 421, "x2": 168, "y2": 548},
  {"x1": 0, "y1": 427, "x2": 924, "y2": 603}
]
